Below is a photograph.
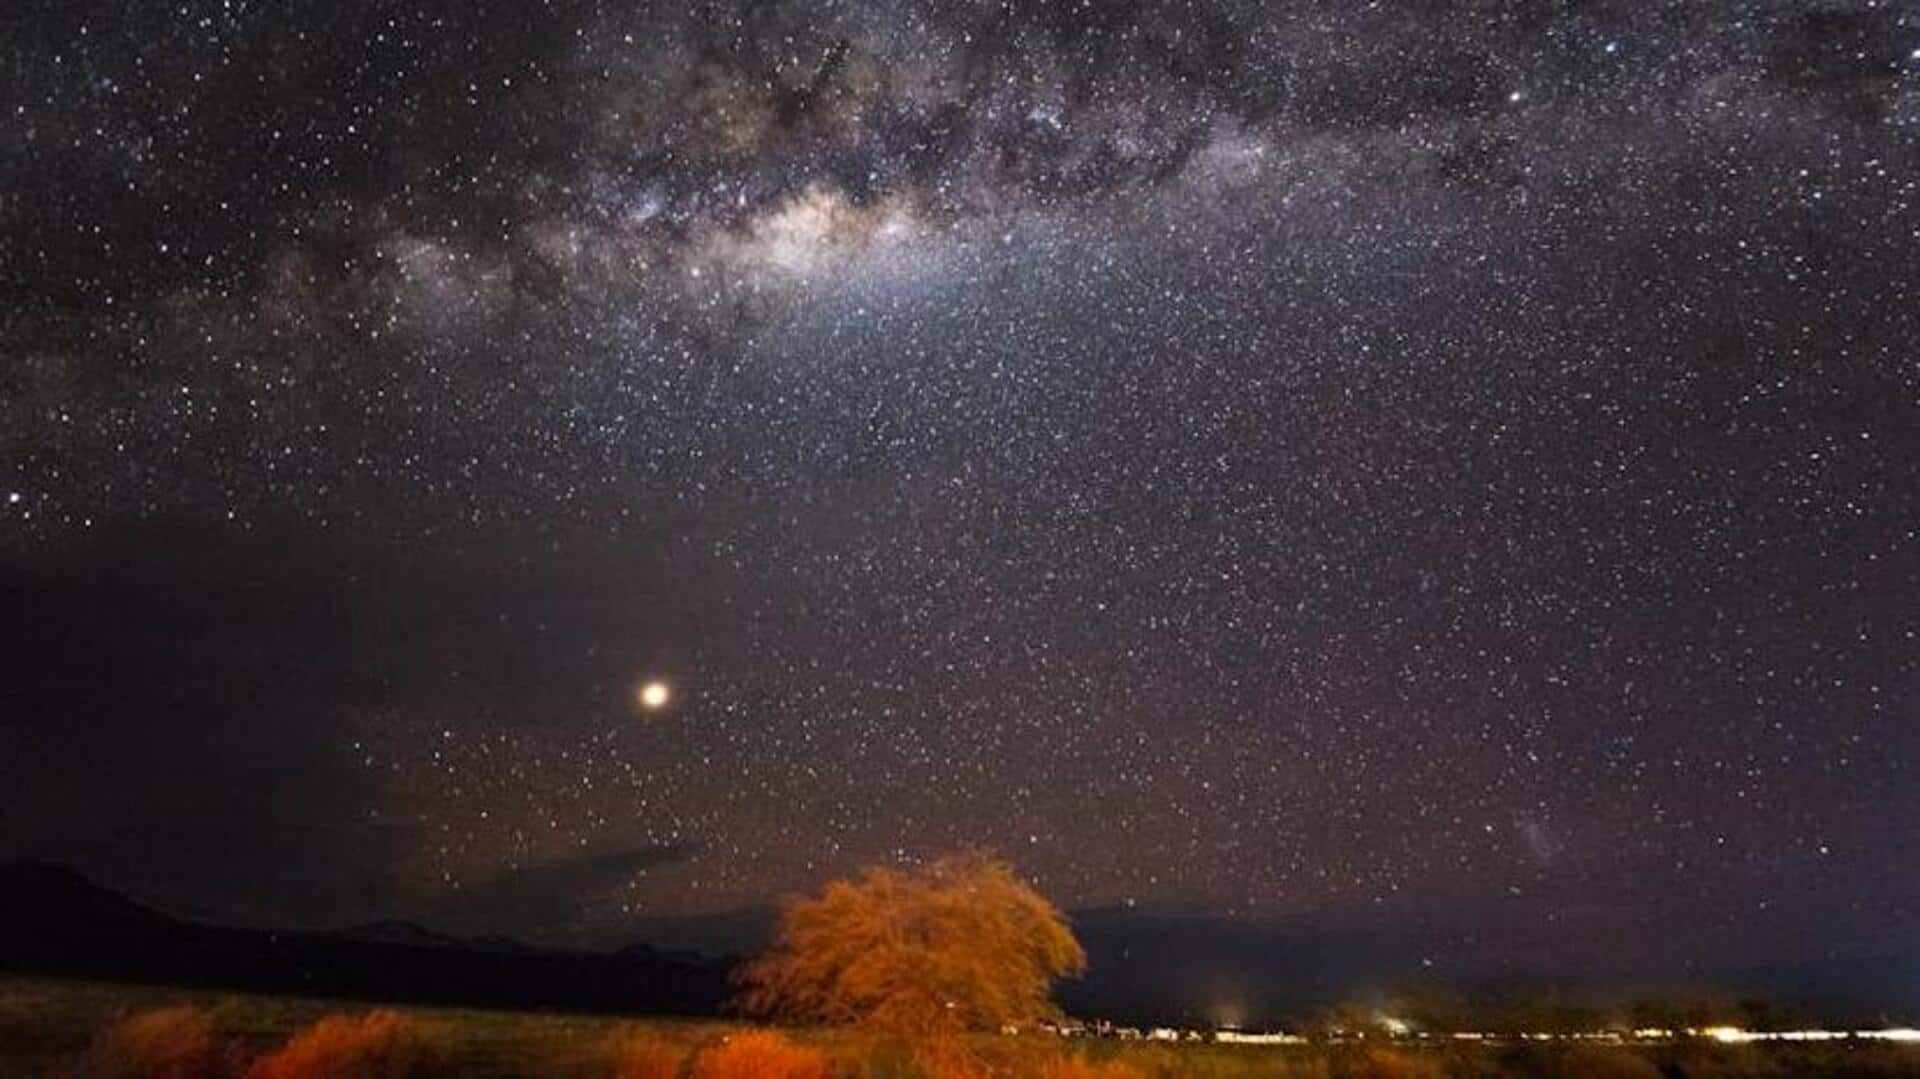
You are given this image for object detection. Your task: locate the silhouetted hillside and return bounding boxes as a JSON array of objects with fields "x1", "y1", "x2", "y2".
[
  {"x1": 0, "y1": 861, "x2": 730, "y2": 1015},
  {"x1": 330, "y1": 919, "x2": 533, "y2": 953},
  {"x1": 0, "y1": 861, "x2": 174, "y2": 932}
]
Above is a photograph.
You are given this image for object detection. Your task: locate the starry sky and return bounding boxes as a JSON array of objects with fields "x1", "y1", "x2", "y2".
[{"x1": 3, "y1": 0, "x2": 1919, "y2": 1003}]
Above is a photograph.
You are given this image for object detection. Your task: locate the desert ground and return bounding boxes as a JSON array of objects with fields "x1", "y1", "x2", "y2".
[{"x1": 7, "y1": 975, "x2": 1920, "y2": 1079}]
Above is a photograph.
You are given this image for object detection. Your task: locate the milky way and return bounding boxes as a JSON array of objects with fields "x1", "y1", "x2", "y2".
[{"x1": 3, "y1": 0, "x2": 1918, "y2": 1005}]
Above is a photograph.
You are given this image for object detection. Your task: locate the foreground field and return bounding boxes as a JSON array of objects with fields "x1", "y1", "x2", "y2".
[{"x1": 5, "y1": 975, "x2": 1920, "y2": 1078}]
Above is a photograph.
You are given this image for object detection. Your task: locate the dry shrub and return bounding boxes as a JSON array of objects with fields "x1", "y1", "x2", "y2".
[
  {"x1": 1270, "y1": 1053, "x2": 1336, "y2": 1079},
  {"x1": 908, "y1": 1041, "x2": 994, "y2": 1079},
  {"x1": 603, "y1": 1028, "x2": 687, "y2": 1079},
  {"x1": 690, "y1": 1031, "x2": 828, "y2": 1079},
  {"x1": 245, "y1": 1010, "x2": 446, "y2": 1079},
  {"x1": 915, "y1": 1057, "x2": 993, "y2": 1079},
  {"x1": 1037, "y1": 1055, "x2": 1144, "y2": 1079},
  {"x1": 1656, "y1": 1040, "x2": 1784, "y2": 1079},
  {"x1": 84, "y1": 1005, "x2": 229, "y2": 1079},
  {"x1": 1335, "y1": 1047, "x2": 1445, "y2": 1079},
  {"x1": 1120, "y1": 1045, "x2": 1329, "y2": 1079},
  {"x1": 738, "y1": 852, "x2": 1084, "y2": 1040},
  {"x1": 1101, "y1": 1045, "x2": 1206, "y2": 1079},
  {"x1": 1543, "y1": 1045, "x2": 1662, "y2": 1079}
]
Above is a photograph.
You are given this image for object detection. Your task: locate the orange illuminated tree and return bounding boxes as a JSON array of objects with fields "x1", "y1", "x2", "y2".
[{"x1": 735, "y1": 851, "x2": 1086, "y2": 1039}]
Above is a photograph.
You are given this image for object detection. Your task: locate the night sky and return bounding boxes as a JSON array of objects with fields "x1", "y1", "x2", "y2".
[{"x1": 3, "y1": 0, "x2": 1919, "y2": 1005}]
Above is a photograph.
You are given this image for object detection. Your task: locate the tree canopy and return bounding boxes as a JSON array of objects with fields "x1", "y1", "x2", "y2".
[{"x1": 735, "y1": 852, "x2": 1086, "y2": 1038}]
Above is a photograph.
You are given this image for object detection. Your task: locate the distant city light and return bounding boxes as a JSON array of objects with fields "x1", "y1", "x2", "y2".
[
  {"x1": 1215, "y1": 1030, "x2": 1308, "y2": 1045},
  {"x1": 1074, "y1": 1021, "x2": 1920, "y2": 1046}
]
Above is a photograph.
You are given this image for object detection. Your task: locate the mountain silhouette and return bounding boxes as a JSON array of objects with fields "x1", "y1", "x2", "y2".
[
  {"x1": 328, "y1": 919, "x2": 536, "y2": 954},
  {"x1": 0, "y1": 860, "x2": 174, "y2": 932},
  {"x1": 0, "y1": 861, "x2": 730, "y2": 1015}
]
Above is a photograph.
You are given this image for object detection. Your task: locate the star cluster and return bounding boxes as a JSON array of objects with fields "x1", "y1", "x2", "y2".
[{"x1": 2, "y1": 0, "x2": 1918, "y2": 985}]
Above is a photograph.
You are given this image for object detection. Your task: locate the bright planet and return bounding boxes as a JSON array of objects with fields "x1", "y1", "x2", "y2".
[{"x1": 637, "y1": 681, "x2": 672, "y2": 711}]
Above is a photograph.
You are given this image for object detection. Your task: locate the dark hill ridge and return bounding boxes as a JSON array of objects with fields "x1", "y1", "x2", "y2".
[
  {"x1": 0, "y1": 861, "x2": 730, "y2": 1015},
  {"x1": 329, "y1": 919, "x2": 533, "y2": 954},
  {"x1": 0, "y1": 860, "x2": 173, "y2": 932},
  {"x1": 332, "y1": 919, "x2": 470, "y2": 948}
]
